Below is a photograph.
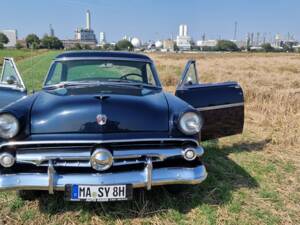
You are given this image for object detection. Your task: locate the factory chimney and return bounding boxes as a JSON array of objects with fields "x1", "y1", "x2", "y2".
[
  {"x1": 86, "y1": 10, "x2": 91, "y2": 30},
  {"x1": 183, "y1": 25, "x2": 188, "y2": 37},
  {"x1": 179, "y1": 25, "x2": 184, "y2": 37}
]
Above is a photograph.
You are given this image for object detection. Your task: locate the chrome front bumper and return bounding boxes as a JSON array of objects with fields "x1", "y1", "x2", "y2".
[
  {"x1": 0, "y1": 138, "x2": 207, "y2": 193},
  {"x1": 0, "y1": 165, "x2": 207, "y2": 192}
]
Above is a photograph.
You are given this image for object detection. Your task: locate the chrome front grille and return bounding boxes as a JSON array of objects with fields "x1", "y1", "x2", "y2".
[
  {"x1": 15, "y1": 147, "x2": 204, "y2": 168},
  {"x1": 0, "y1": 139, "x2": 202, "y2": 170}
]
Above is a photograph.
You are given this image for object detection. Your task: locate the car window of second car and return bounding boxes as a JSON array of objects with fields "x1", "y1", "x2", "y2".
[{"x1": 1, "y1": 60, "x2": 20, "y2": 85}]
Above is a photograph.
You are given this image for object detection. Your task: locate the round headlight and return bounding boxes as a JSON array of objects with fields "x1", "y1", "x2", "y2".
[
  {"x1": 178, "y1": 112, "x2": 202, "y2": 135},
  {"x1": 0, "y1": 114, "x2": 20, "y2": 139}
]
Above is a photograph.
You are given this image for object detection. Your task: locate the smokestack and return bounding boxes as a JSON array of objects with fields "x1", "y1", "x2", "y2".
[
  {"x1": 183, "y1": 25, "x2": 188, "y2": 36},
  {"x1": 86, "y1": 10, "x2": 91, "y2": 30},
  {"x1": 179, "y1": 25, "x2": 184, "y2": 36}
]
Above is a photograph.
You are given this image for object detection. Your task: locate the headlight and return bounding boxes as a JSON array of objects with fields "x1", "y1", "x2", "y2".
[
  {"x1": 0, "y1": 114, "x2": 20, "y2": 139},
  {"x1": 178, "y1": 112, "x2": 202, "y2": 135}
]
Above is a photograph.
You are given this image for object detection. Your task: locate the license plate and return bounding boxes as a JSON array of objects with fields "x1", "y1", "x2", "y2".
[{"x1": 65, "y1": 184, "x2": 133, "y2": 202}]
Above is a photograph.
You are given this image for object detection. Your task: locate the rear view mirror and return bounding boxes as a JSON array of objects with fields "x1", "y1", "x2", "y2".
[{"x1": 6, "y1": 75, "x2": 17, "y2": 85}]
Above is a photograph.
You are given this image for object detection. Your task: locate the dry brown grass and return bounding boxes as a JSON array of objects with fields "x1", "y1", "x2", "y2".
[{"x1": 151, "y1": 52, "x2": 300, "y2": 153}]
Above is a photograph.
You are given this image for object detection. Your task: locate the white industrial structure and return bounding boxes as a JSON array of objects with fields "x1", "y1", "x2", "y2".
[
  {"x1": 176, "y1": 24, "x2": 191, "y2": 50},
  {"x1": 0, "y1": 30, "x2": 17, "y2": 48},
  {"x1": 74, "y1": 10, "x2": 97, "y2": 43},
  {"x1": 196, "y1": 40, "x2": 217, "y2": 48},
  {"x1": 131, "y1": 37, "x2": 141, "y2": 48},
  {"x1": 99, "y1": 32, "x2": 106, "y2": 45},
  {"x1": 155, "y1": 40, "x2": 163, "y2": 49}
]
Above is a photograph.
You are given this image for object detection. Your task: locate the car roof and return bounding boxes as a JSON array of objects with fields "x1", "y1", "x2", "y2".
[{"x1": 55, "y1": 51, "x2": 152, "y2": 62}]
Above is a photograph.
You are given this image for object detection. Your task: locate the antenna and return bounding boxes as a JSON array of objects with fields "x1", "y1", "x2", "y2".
[{"x1": 30, "y1": 44, "x2": 34, "y2": 93}]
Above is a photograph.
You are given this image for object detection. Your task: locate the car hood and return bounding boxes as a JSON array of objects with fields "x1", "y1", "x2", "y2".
[{"x1": 30, "y1": 86, "x2": 169, "y2": 134}]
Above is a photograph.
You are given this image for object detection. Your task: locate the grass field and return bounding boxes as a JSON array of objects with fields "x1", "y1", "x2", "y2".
[{"x1": 0, "y1": 50, "x2": 299, "y2": 225}]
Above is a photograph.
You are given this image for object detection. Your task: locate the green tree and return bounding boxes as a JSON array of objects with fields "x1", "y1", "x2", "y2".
[
  {"x1": 0, "y1": 33, "x2": 9, "y2": 45},
  {"x1": 115, "y1": 40, "x2": 133, "y2": 51},
  {"x1": 73, "y1": 43, "x2": 82, "y2": 50},
  {"x1": 25, "y1": 34, "x2": 40, "y2": 49},
  {"x1": 282, "y1": 42, "x2": 294, "y2": 52},
  {"x1": 261, "y1": 43, "x2": 274, "y2": 52},
  {"x1": 41, "y1": 35, "x2": 64, "y2": 49},
  {"x1": 15, "y1": 42, "x2": 23, "y2": 49},
  {"x1": 83, "y1": 44, "x2": 92, "y2": 50},
  {"x1": 216, "y1": 40, "x2": 239, "y2": 51},
  {"x1": 0, "y1": 43, "x2": 4, "y2": 49}
]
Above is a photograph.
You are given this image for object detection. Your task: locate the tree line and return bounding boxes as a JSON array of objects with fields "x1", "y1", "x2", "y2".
[
  {"x1": 0, "y1": 32, "x2": 299, "y2": 52},
  {"x1": 0, "y1": 32, "x2": 64, "y2": 50}
]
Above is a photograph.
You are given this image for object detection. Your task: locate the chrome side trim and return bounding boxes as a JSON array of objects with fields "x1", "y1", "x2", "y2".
[
  {"x1": 0, "y1": 165, "x2": 207, "y2": 192},
  {"x1": 1, "y1": 138, "x2": 199, "y2": 149},
  {"x1": 197, "y1": 102, "x2": 244, "y2": 111}
]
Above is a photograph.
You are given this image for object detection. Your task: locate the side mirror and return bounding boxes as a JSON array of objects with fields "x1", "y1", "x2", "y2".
[{"x1": 6, "y1": 76, "x2": 17, "y2": 85}]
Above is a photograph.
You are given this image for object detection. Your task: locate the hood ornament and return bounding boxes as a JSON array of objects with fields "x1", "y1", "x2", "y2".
[{"x1": 96, "y1": 114, "x2": 107, "y2": 126}]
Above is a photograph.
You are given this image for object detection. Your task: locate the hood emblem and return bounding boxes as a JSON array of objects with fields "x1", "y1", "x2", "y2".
[{"x1": 96, "y1": 114, "x2": 107, "y2": 126}]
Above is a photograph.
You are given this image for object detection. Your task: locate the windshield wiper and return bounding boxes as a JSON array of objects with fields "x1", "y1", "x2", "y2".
[
  {"x1": 44, "y1": 81, "x2": 96, "y2": 89},
  {"x1": 106, "y1": 79, "x2": 160, "y2": 89}
]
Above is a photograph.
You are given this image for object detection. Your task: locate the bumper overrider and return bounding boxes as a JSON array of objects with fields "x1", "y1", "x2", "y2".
[{"x1": 0, "y1": 139, "x2": 207, "y2": 193}]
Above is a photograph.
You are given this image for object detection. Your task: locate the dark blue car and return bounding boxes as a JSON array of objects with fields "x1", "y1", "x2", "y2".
[{"x1": 0, "y1": 51, "x2": 244, "y2": 201}]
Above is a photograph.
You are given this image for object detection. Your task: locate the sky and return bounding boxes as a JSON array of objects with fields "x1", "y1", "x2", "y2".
[{"x1": 0, "y1": 0, "x2": 299, "y2": 42}]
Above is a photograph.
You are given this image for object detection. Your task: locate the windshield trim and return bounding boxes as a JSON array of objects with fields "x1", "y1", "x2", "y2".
[{"x1": 43, "y1": 58, "x2": 162, "y2": 88}]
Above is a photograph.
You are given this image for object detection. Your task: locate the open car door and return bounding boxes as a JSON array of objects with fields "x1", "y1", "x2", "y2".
[
  {"x1": 175, "y1": 60, "x2": 244, "y2": 141},
  {"x1": 0, "y1": 58, "x2": 27, "y2": 109}
]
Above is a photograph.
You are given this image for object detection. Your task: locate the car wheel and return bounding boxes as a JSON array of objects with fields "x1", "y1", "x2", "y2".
[{"x1": 17, "y1": 190, "x2": 43, "y2": 201}]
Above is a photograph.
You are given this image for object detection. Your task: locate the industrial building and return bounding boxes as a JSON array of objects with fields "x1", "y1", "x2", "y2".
[
  {"x1": 62, "y1": 10, "x2": 97, "y2": 49},
  {"x1": 163, "y1": 39, "x2": 175, "y2": 51},
  {"x1": 176, "y1": 24, "x2": 192, "y2": 50},
  {"x1": 74, "y1": 10, "x2": 97, "y2": 43},
  {"x1": 0, "y1": 29, "x2": 17, "y2": 48}
]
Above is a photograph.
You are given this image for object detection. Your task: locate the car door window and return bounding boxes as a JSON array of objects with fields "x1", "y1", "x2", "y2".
[
  {"x1": 0, "y1": 58, "x2": 25, "y2": 89},
  {"x1": 183, "y1": 63, "x2": 198, "y2": 85},
  {"x1": 177, "y1": 60, "x2": 199, "y2": 88}
]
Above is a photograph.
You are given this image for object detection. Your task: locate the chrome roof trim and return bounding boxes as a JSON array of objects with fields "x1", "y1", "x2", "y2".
[
  {"x1": 54, "y1": 57, "x2": 153, "y2": 63},
  {"x1": 0, "y1": 138, "x2": 199, "y2": 149}
]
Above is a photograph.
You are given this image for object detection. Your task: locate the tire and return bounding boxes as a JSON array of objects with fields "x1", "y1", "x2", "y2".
[{"x1": 17, "y1": 190, "x2": 43, "y2": 201}]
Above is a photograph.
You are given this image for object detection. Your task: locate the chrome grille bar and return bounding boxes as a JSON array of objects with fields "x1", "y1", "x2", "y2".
[{"x1": 15, "y1": 147, "x2": 204, "y2": 168}]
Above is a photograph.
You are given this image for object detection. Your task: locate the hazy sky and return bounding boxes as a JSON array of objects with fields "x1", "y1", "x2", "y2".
[{"x1": 1, "y1": 0, "x2": 299, "y2": 42}]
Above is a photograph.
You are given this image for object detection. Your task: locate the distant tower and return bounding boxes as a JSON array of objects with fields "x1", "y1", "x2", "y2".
[
  {"x1": 86, "y1": 10, "x2": 91, "y2": 30},
  {"x1": 99, "y1": 32, "x2": 106, "y2": 44},
  {"x1": 250, "y1": 33, "x2": 254, "y2": 46},
  {"x1": 256, "y1": 32, "x2": 260, "y2": 46},
  {"x1": 234, "y1": 21, "x2": 238, "y2": 40},
  {"x1": 49, "y1": 24, "x2": 54, "y2": 37}
]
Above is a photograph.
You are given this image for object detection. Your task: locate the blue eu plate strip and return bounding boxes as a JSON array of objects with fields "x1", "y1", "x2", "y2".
[{"x1": 72, "y1": 185, "x2": 79, "y2": 199}]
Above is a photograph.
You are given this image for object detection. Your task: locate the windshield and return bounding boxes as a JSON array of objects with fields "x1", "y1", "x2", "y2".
[{"x1": 45, "y1": 60, "x2": 158, "y2": 87}]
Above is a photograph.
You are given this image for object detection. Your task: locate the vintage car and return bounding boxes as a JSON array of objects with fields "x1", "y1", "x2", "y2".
[{"x1": 0, "y1": 51, "x2": 244, "y2": 201}]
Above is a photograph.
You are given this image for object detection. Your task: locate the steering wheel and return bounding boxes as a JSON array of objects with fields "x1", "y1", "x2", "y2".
[{"x1": 120, "y1": 73, "x2": 143, "y2": 81}]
